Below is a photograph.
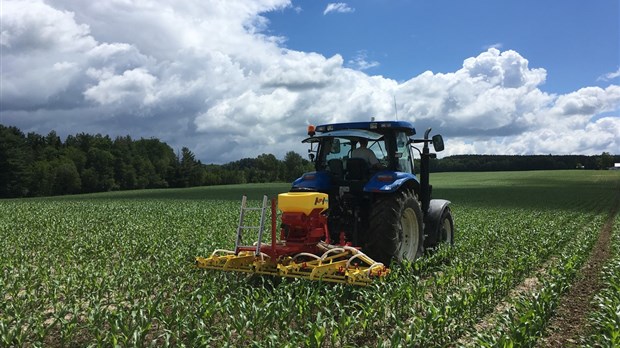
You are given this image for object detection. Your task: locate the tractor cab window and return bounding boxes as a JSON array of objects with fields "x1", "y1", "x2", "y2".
[
  {"x1": 323, "y1": 137, "x2": 351, "y2": 162},
  {"x1": 395, "y1": 132, "x2": 413, "y2": 173},
  {"x1": 362, "y1": 138, "x2": 386, "y2": 165},
  {"x1": 307, "y1": 129, "x2": 387, "y2": 175},
  {"x1": 320, "y1": 137, "x2": 351, "y2": 176},
  {"x1": 319, "y1": 136, "x2": 387, "y2": 175}
]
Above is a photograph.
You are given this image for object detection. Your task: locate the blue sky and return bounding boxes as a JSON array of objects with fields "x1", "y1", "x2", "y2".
[
  {"x1": 265, "y1": 1, "x2": 619, "y2": 94},
  {"x1": 1, "y1": 1, "x2": 619, "y2": 162}
]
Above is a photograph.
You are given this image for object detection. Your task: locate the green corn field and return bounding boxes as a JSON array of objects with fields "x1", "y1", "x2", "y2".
[{"x1": 1, "y1": 170, "x2": 619, "y2": 347}]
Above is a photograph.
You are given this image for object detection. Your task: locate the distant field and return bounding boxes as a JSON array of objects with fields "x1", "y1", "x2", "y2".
[
  {"x1": 1, "y1": 170, "x2": 619, "y2": 347},
  {"x1": 47, "y1": 182, "x2": 292, "y2": 201},
  {"x1": 48, "y1": 170, "x2": 619, "y2": 214},
  {"x1": 46, "y1": 169, "x2": 617, "y2": 202},
  {"x1": 433, "y1": 170, "x2": 620, "y2": 212}
]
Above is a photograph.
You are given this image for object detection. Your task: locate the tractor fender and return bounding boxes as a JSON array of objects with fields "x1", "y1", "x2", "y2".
[
  {"x1": 291, "y1": 171, "x2": 331, "y2": 191},
  {"x1": 423, "y1": 199, "x2": 451, "y2": 243},
  {"x1": 363, "y1": 171, "x2": 420, "y2": 193}
]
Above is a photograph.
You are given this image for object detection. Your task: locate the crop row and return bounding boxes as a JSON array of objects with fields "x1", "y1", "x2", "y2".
[
  {"x1": 468, "y1": 212, "x2": 603, "y2": 346},
  {"x1": 584, "y1": 213, "x2": 620, "y2": 347},
  {"x1": 0, "y1": 186, "x2": 616, "y2": 347},
  {"x1": 379, "y1": 207, "x2": 606, "y2": 346},
  {"x1": 0, "y1": 200, "x2": 238, "y2": 347}
]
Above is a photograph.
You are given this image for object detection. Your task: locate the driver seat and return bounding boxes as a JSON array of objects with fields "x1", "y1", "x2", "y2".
[
  {"x1": 327, "y1": 159, "x2": 344, "y2": 179},
  {"x1": 345, "y1": 158, "x2": 369, "y2": 181}
]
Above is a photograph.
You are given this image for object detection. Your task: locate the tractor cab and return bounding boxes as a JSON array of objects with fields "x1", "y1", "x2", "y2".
[
  {"x1": 295, "y1": 121, "x2": 418, "y2": 194},
  {"x1": 307, "y1": 130, "x2": 383, "y2": 187}
]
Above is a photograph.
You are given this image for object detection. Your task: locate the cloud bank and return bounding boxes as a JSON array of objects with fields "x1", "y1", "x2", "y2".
[{"x1": 1, "y1": 0, "x2": 619, "y2": 163}]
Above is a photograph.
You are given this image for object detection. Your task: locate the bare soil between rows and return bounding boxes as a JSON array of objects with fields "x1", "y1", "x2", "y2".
[{"x1": 539, "y1": 194, "x2": 620, "y2": 347}]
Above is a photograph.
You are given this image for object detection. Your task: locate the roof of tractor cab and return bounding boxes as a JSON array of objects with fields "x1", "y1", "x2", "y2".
[
  {"x1": 314, "y1": 121, "x2": 416, "y2": 136},
  {"x1": 302, "y1": 129, "x2": 383, "y2": 143}
]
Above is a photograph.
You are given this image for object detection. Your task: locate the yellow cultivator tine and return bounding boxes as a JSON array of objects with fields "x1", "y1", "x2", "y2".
[
  {"x1": 308, "y1": 260, "x2": 348, "y2": 279},
  {"x1": 223, "y1": 254, "x2": 255, "y2": 272},
  {"x1": 196, "y1": 245, "x2": 389, "y2": 286},
  {"x1": 196, "y1": 250, "x2": 253, "y2": 272}
]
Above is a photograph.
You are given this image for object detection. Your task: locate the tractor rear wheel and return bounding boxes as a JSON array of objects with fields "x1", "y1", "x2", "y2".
[{"x1": 365, "y1": 190, "x2": 423, "y2": 265}]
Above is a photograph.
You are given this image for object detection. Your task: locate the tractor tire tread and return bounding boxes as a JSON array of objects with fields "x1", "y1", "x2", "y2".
[{"x1": 365, "y1": 189, "x2": 422, "y2": 265}]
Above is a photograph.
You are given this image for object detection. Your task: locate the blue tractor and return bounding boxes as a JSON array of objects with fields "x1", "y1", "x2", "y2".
[
  {"x1": 293, "y1": 121, "x2": 454, "y2": 265},
  {"x1": 196, "y1": 120, "x2": 453, "y2": 285}
]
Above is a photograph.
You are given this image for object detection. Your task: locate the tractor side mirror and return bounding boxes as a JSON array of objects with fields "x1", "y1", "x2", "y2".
[{"x1": 432, "y1": 134, "x2": 444, "y2": 152}]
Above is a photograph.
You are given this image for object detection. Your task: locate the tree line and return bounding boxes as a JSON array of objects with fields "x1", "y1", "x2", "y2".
[
  {"x1": 1, "y1": 125, "x2": 617, "y2": 198},
  {"x1": 0, "y1": 125, "x2": 313, "y2": 198},
  {"x1": 424, "y1": 153, "x2": 618, "y2": 172}
]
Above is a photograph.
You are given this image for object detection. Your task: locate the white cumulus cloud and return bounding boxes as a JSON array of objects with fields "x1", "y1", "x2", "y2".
[
  {"x1": 324, "y1": 3, "x2": 355, "y2": 15},
  {"x1": 84, "y1": 68, "x2": 158, "y2": 105},
  {"x1": 1, "y1": 0, "x2": 619, "y2": 164}
]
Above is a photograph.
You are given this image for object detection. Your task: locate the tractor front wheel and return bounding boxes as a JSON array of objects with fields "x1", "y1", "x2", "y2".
[
  {"x1": 365, "y1": 190, "x2": 424, "y2": 265},
  {"x1": 439, "y1": 207, "x2": 454, "y2": 245}
]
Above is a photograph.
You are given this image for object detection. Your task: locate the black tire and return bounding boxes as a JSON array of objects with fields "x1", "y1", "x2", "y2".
[
  {"x1": 365, "y1": 190, "x2": 424, "y2": 265},
  {"x1": 438, "y1": 207, "x2": 454, "y2": 246}
]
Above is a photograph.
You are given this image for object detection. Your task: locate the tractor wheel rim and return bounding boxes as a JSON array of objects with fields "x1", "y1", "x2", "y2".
[
  {"x1": 399, "y1": 207, "x2": 419, "y2": 261},
  {"x1": 441, "y1": 218, "x2": 452, "y2": 243}
]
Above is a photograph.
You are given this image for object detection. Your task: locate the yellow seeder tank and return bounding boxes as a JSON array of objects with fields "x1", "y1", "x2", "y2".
[{"x1": 278, "y1": 192, "x2": 328, "y2": 215}]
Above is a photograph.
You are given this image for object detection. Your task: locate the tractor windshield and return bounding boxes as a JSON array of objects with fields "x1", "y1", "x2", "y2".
[{"x1": 302, "y1": 130, "x2": 386, "y2": 172}]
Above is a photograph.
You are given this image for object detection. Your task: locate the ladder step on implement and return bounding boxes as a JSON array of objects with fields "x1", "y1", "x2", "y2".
[{"x1": 235, "y1": 194, "x2": 269, "y2": 257}]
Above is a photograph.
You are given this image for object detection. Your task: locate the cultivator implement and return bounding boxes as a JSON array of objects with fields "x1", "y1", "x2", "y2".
[{"x1": 195, "y1": 193, "x2": 389, "y2": 286}]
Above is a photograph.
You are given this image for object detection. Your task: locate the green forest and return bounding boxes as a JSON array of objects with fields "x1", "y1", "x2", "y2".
[
  {"x1": 428, "y1": 153, "x2": 618, "y2": 172},
  {"x1": 0, "y1": 125, "x2": 313, "y2": 198},
  {"x1": 0, "y1": 124, "x2": 617, "y2": 198}
]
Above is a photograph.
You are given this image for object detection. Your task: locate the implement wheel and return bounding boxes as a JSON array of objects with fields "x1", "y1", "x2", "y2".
[{"x1": 365, "y1": 190, "x2": 423, "y2": 265}]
